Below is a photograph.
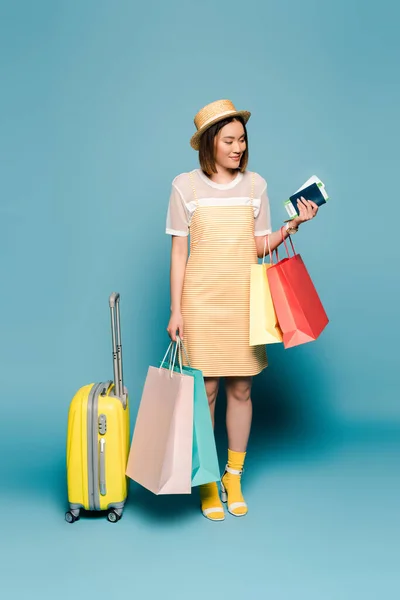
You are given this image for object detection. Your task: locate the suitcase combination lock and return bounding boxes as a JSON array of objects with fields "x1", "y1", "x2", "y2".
[{"x1": 98, "y1": 414, "x2": 107, "y2": 435}]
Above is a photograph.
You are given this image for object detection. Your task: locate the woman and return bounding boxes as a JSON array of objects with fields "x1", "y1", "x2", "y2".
[{"x1": 166, "y1": 99, "x2": 318, "y2": 521}]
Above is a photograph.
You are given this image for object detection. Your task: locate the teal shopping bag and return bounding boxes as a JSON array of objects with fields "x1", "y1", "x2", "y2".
[
  {"x1": 181, "y1": 365, "x2": 220, "y2": 487},
  {"x1": 166, "y1": 339, "x2": 220, "y2": 487},
  {"x1": 183, "y1": 367, "x2": 220, "y2": 487}
]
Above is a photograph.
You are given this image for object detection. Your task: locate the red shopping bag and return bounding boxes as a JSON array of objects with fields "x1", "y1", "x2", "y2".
[{"x1": 267, "y1": 231, "x2": 329, "y2": 349}]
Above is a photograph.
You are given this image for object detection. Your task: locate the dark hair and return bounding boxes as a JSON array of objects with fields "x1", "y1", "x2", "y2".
[{"x1": 198, "y1": 116, "x2": 249, "y2": 176}]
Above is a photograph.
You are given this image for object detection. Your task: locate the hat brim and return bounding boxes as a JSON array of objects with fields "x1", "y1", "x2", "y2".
[{"x1": 190, "y1": 110, "x2": 251, "y2": 150}]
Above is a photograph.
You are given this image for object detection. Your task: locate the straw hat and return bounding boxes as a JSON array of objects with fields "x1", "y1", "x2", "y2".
[{"x1": 190, "y1": 99, "x2": 251, "y2": 150}]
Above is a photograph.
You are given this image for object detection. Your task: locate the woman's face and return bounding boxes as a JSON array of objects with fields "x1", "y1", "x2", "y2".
[{"x1": 214, "y1": 120, "x2": 246, "y2": 170}]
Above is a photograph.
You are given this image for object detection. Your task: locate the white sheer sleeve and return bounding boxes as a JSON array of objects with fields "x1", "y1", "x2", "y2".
[
  {"x1": 254, "y1": 181, "x2": 272, "y2": 236},
  {"x1": 166, "y1": 182, "x2": 190, "y2": 237}
]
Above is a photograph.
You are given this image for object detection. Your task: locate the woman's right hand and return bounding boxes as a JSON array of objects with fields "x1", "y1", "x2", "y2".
[{"x1": 167, "y1": 311, "x2": 184, "y2": 342}]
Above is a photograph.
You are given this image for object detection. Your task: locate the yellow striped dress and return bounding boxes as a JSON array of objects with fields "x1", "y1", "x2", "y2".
[{"x1": 166, "y1": 169, "x2": 271, "y2": 378}]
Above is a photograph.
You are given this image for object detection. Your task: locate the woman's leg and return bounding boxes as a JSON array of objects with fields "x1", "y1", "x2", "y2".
[
  {"x1": 222, "y1": 376, "x2": 253, "y2": 516},
  {"x1": 204, "y1": 376, "x2": 220, "y2": 427},
  {"x1": 225, "y1": 376, "x2": 252, "y2": 451},
  {"x1": 199, "y1": 376, "x2": 223, "y2": 521}
]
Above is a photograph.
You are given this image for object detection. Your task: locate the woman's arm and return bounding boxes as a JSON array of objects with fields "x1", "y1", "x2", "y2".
[
  {"x1": 255, "y1": 197, "x2": 319, "y2": 259},
  {"x1": 167, "y1": 236, "x2": 188, "y2": 341},
  {"x1": 255, "y1": 226, "x2": 289, "y2": 258}
]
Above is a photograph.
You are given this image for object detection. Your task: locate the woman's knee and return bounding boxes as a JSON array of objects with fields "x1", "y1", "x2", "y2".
[
  {"x1": 205, "y1": 377, "x2": 219, "y2": 406},
  {"x1": 226, "y1": 377, "x2": 252, "y2": 403}
]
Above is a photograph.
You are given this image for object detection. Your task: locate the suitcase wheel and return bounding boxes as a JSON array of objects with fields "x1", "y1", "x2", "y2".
[
  {"x1": 107, "y1": 509, "x2": 121, "y2": 523},
  {"x1": 65, "y1": 511, "x2": 80, "y2": 524}
]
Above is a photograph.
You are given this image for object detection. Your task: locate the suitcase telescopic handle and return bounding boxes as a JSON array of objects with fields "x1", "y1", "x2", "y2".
[
  {"x1": 109, "y1": 292, "x2": 125, "y2": 406},
  {"x1": 109, "y1": 292, "x2": 120, "y2": 308}
]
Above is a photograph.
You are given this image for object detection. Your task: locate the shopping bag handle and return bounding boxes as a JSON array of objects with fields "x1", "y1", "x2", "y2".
[
  {"x1": 159, "y1": 336, "x2": 191, "y2": 378},
  {"x1": 176, "y1": 336, "x2": 191, "y2": 366},
  {"x1": 160, "y1": 341, "x2": 173, "y2": 370},
  {"x1": 274, "y1": 226, "x2": 297, "y2": 262},
  {"x1": 262, "y1": 234, "x2": 275, "y2": 265},
  {"x1": 160, "y1": 340, "x2": 183, "y2": 377}
]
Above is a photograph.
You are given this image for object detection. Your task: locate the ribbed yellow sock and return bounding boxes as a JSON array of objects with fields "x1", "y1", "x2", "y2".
[
  {"x1": 199, "y1": 482, "x2": 225, "y2": 521},
  {"x1": 221, "y1": 449, "x2": 247, "y2": 516}
]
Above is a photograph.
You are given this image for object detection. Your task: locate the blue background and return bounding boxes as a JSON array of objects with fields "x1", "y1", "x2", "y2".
[{"x1": 1, "y1": 1, "x2": 399, "y2": 598}]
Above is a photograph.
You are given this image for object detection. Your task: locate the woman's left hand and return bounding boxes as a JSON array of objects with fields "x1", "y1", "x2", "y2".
[{"x1": 292, "y1": 197, "x2": 319, "y2": 227}]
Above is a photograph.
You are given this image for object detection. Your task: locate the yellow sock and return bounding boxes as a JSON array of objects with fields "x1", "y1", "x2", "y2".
[
  {"x1": 199, "y1": 482, "x2": 225, "y2": 521},
  {"x1": 221, "y1": 449, "x2": 248, "y2": 516}
]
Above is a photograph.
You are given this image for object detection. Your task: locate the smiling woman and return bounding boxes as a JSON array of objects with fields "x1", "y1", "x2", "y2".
[
  {"x1": 165, "y1": 99, "x2": 319, "y2": 523},
  {"x1": 199, "y1": 116, "x2": 249, "y2": 176}
]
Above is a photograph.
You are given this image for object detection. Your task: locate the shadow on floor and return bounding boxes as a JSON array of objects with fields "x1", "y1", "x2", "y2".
[
  {"x1": 15, "y1": 338, "x2": 400, "y2": 525},
  {"x1": 213, "y1": 343, "x2": 339, "y2": 479}
]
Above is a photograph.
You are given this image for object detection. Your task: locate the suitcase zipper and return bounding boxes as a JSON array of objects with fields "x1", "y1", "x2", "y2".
[
  {"x1": 93, "y1": 382, "x2": 112, "y2": 509},
  {"x1": 87, "y1": 382, "x2": 102, "y2": 511},
  {"x1": 99, "y1": 438, "x2": 106, "y2": 496}
]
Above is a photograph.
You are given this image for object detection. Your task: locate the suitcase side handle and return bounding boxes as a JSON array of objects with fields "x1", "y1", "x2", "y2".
[{"x1": 109, "y1": 292, "x2": 126, "y2": 407}]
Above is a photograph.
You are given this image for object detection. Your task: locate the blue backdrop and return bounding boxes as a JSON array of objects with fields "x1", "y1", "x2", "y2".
[{"x1": 1, "y1": 1, "x2": 399, "y2": 598}]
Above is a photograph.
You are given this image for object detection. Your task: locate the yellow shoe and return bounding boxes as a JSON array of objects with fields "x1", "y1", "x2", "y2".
[
  {"x1": 199, "y1": 482, "x2": 225, "y2": 522},
  {"x1": 221, "y1": 464, "x2": 248, "y2": 517}
]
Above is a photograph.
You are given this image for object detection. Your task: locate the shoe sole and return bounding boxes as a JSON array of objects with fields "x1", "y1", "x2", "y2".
[
  {"x1": 202, "y1": 512, "x2": 225, "y2": 522},
  {"x1": 221, "y1": 498, "x2": 247, "y2": 517},
  {"x1": 227, "y1": 508, "x2": 247, "y2": 517}
]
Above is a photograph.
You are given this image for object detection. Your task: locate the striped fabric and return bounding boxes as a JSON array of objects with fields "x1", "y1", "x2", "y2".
[{"x1": 181, "y1": 173, "x2": 268, "y2": 377}]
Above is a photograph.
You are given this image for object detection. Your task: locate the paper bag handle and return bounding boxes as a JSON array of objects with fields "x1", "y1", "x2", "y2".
[
  {"x1": 274, "y1": 226, "x2": 297, "y2": 262},
  {"x1": 176, "y1": 336, "x2": 190, "y2": 366},
  {"x1": 160, "y1": 341, "x2": 182, "y2": 377},
  {"x1": 159, "y1": 337, "x2": 191, "y2": 378},
  {"x1": 262, "y1": 234, "x2": 275, "y2": 266},
  {"x1": 281, "y1": 226, "x2": 296, "y2": 256}
]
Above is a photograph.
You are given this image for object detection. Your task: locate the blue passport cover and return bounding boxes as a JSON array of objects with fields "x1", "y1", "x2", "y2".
[{"x1": 288, "y1": 182, "x2": 327, "y2": 216}]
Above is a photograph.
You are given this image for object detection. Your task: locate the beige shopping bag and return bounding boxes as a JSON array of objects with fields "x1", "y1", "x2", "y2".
[
  {"x1": 249, "y1": 235, "x2": 283, "y2": 346},
  {"x1": 125, "y1": 343, "x2": 194, "y2": 495}
]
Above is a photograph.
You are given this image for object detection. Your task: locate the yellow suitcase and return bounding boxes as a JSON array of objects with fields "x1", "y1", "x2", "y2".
[{"x1": 65, "y1": 293, "x2": 130, "y2": 523}]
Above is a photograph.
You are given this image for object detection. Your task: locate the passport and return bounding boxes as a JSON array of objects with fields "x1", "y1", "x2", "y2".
[{"x1": 284, "y1": 176, "x2": 329, "y2": 219}]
